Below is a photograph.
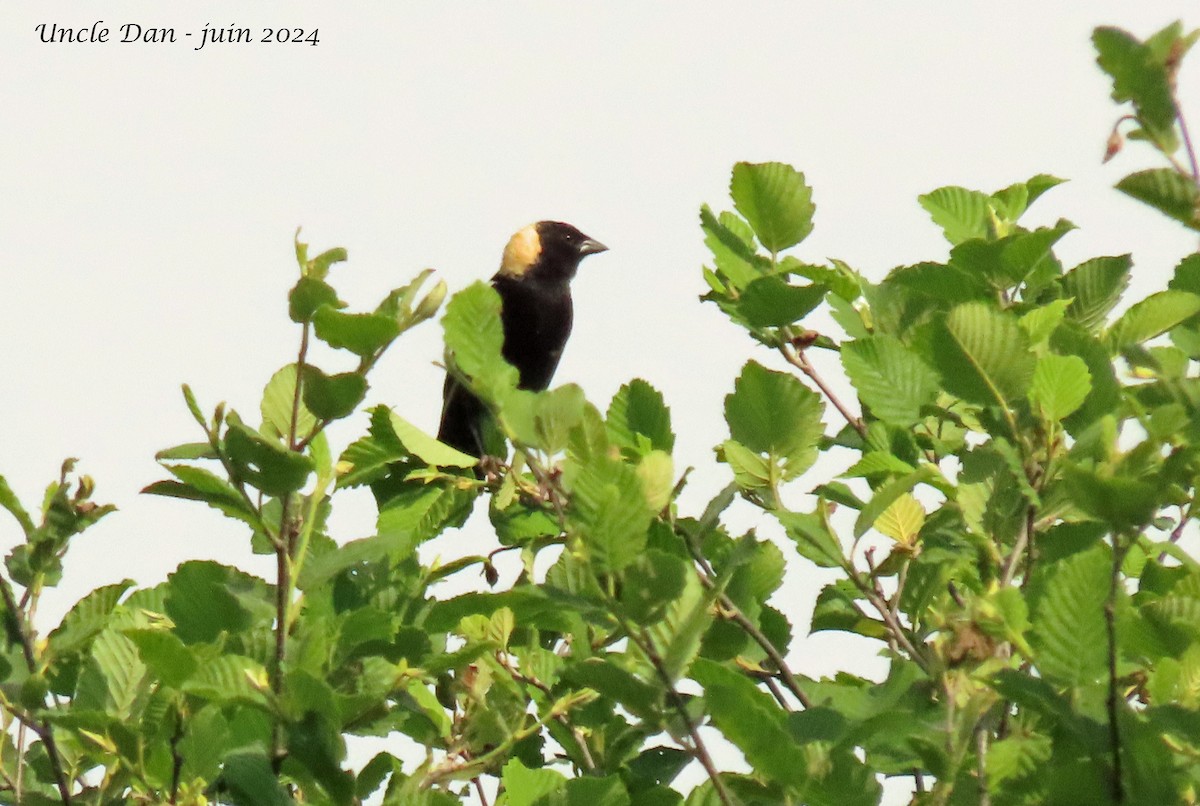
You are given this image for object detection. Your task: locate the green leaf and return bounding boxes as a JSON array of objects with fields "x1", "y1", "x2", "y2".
[
  {"x1": 165, "y1": 561, "x2": 265, "y2": 644},
  {"x1": 0, "y1": 475, "x2": 33, "y2": 537},
  {"x1": 502, "y1": 759, "x2": 567, "y2": 806},
  {"x1": 1094, "y1": 25, "x2": 1180, "y2": 147},
  {"x1": 699, "y1": 205, "x2": 766, "y2": 290},
  {"x1": 874, "y1": 493, "x2": 925, "y2": 544},
  {"x1": 1030, "y1": 354, "x2": 1092, "y2": 421},
  {"x1": 47, "y1": 581, "x2": 134, "y2": 658},
  {"x1": 222, "y1": 750, "x2": 293, "y2": 806},
  {"x1": 855, "y1": 465, "x2": 940, "y2": 539},
  {"x1": 562, "y1": 659, "x2": 660, "y2": 720},
  {"x1": 289, "y1": 276, "x2": 342, "y2": 323},
  {"x1": 443, "y1": 281, "x2": 519, "y2": 397},
  {"x1": 301, "y1": 367, "x2": 367, "y2": 422},
  {"x1": 312, "y1": 308, "x2": 400, "y2": 357},
  {"x1": 738, "y1": 276, "x2": 827, "y2": 328},
  {"x1": 621, "y1": 550, "x2": 687, "y2": 623},
  {"x1": 1063, "y1": 465, "x2": 1158, "y2": 530},
  {"x1": 154, "y1": 442, "x2": 218, "y2": 461},
  {"x1": 841, "y1": 335, "x2": 939, "y2": 426},
  {"x1": 564, "y1": 452, "x2": 653, "y2": 572},
  {"x1": 648, "y1": 571, "x2": 715, "y2": 683},
  {"x1": 607, "y1": 380, "x2": 674, "y2": 456},
  {"x1": 125, "y1": 628, "x2": 198, "y2": 688},
  {"x1": 725, "y1": 361, "x2": 824, "y2": 479},
  {"x1": 1062, "y1": 255, "x2": 1132, "y2": 331},
  {"x1": 501, "y1": 385, "x2": 587, "y2": 456},
  {"x1": 384, "y1": 408, "x2": 476, "y2": 468},
  {"x1": 927, "y1": 302, "x2": 1035, "y2": 406},
  {"x1": 72, "y1": 627, "x2": 146, "y2": 717},
  {"x1": 1106, "y1": 289, "x2": 1200, "y2": 350},
  {"x1": 225, "y1": 421, "x2": 314, "y2": 497},
  {"x1": 309, "y1": 246, "x2": 349, "y2": 278},
  {"x1": 261, "y1": 363, "x2": 318, "y2": 441},
  {"x1": 1118, "y1": 169, "x2": 1200, "y2": 230},
  {"x1": 142, "y1": 465, "x2": 258, "y2": 527},
  {"x1": 1029, "y1": 544, "x2": 1111, "y2": 686},
  {"x1": 287, "y1": 710, "x2": 354, "y2": 806},
  {"x1": 692, "y1": 658, "x2": 807, "y2": 789},
  {"x1": 918, "y1": 185, "x2": 991, "y2": 244},
  {"x1": 183, "y1": 654, "x2": 269, "y2": 704},
  {"x1": 729, "y1": 162, "x2": 815, "y2": 253},
  {"x1": 948, "y1": 220, "x2": 1074, "y2": 287},
  {"x1": 1018, "y1": 298, "x2": 1072, "y2": 346},
  {"x1": 778, "y1": 509, "x2": 844, "y2": 573}
]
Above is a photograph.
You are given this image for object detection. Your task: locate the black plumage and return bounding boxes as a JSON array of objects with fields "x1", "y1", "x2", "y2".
[{"x1": 438, "y1": 221, "x2": 608, "y2": 459}]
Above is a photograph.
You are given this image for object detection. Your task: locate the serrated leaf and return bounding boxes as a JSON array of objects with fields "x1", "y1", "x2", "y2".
[
  {"x1": 564, "y1": 451, "x2": 653, "y2": 572},
  {"x1": 125, "y1": 629, "x2": 198, "y2": 688},
  {"x1": 842, "y1": 452, "x2": 917, "y2": 479},
  {"x1": 1117, "y1": 169, "x2": 1200, "y2": 230},
  {"x1": 725, "y1": 361, "x2": 824, "y2": 479},
  {"x1": 1019, "y1": 298, "x2": 1072, "y2": 346},
  {"x1": 301, "y1": 366, "x2": 367, "y2": 422},
  {"x1": 1106, "y1": 289, "x2": 1200, "y2": 350},
  {"x1": 289, "y1": 276, "x2": 342, "y2": 323},
  {"x1": 502, "y1": 759, "x2": 567, "y2": 806},
  {"x1": 384, "y1": 409, "x2": 476, "y2": 468},
  {"x1": 1063, "y1": 465, "x2": 1158, "y2": 530},
  {"x1": 1030, "y1": 354, "x2": 1092, "y2": 421},
  {"x1": 443, "y1": 281, "x2": 519, "y2": 398},
  {"x1": 312, "y1": 308, "x2": 400, "y2": 358},
  {"x1": 501, "y1": 384, "x2": 587, "y2": 456},
  {"x1": 225, "y1": 421, "x2": 314, "y2": 497},
  {"x1": 607, "y1": 379, "x2": 674, "y2": 456},
  {"x1": 841, "y1": 335, "x2": 939, "y2": 426},
  {"x1": 699, "y1": 205, "x2": 766, "y2": 290},
  {"x1": 691, "y1": 658, "x2": 808, "y2": 788},
  {"x1": 72, "y1": 628, "x2": 146, "y2": 717},
  {"x1": 918, "y1": 185, "x2": 991, "y2": 244},
  {"x1": 927, "y1": 302, "x2": 1035, "y2": 406},
  {"x1": 1094, "y1": 26, "x2": 1180, "y2": 147},
  {"x1": 47, "y1": 581, "x2": 135, "y2": 658},
  {"x1": 223, "y1": 750, "x2": 293, "y2": 806},
  {"x1": 874, "y1": 493, "x2": 925, "y2": 544},
  {"x1": 622, "y1": 550, "x2": 687, "y2": 623},
  {"x1": 949, "y1": 221, "x2": 1074, "y2": 287},
  {"x1": 142, "y1": 465, "x2": 258, "y2": 527},
  {"x1": 1063, "y1": 255, "x2": 1132, "y2": 331},
  {"x1": 729, "y1": 162, "x2": 815, "y2": 253},
  {"x1": 738, "y1": 276, "x2": 827, "y2": 328},
  {"x1": 855, "y1": 465, "x2": 939, "y2": 538},
  {"x1": 154, "y1": 442, "x2": 218, "y2": 461},
  {"x1": 1030, "y1": 545, "x2": 1110, "y2": 686},
  {"x1": 261, "y1": 364, "x2": 318, "y2": 441},
  {"x1": 775, "y1": 507, "x2": 845, "y2": 569},
  {"x1": 0, "y1": 475, "x2": 34, "y2": 537}
]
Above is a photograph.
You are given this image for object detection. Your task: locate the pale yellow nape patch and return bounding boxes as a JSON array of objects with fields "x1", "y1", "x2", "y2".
[{"x1": 498, "y1": 224, "x2": 541, "y2": 278}]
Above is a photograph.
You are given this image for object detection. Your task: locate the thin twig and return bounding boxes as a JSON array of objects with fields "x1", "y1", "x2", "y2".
[
  {"x1": 684, "y1": 540, "x2": 811, "y2": 708},
  {"x1": 779, "y1": 343, "x2": 866, "y2": 437},
  {"x1": 633, "y1": 628, "x2": 734, "y2": 806},
  {"x1": 498, "y1": 653, "x2": 597, "y2": 773},
  {"x1": 472, "y1": 776, "x2": 489, "y2": 806}
]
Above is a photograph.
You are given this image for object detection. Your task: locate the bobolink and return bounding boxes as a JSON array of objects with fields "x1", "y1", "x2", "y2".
[{"x1": 438, "y1": 221, "x2": 608, "y2": 459}]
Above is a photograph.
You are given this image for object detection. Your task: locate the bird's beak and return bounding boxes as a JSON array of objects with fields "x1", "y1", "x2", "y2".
[{"x1": 578, "y1": 238, "x2": 608, "y2": 257}]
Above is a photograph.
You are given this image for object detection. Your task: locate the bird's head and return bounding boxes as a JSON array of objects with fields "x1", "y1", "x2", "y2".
[{"x1": 498, "y1": 221, "x2": 607, "y2": 282}]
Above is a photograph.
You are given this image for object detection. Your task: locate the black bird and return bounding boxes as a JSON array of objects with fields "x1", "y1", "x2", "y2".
[{"x1": 438, "y1": 221, "x2": 608, "y2": 459}]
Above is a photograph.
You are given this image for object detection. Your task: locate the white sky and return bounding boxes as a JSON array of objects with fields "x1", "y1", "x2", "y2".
[{"x1": 4, "y1": 2, "x2": 1200, "y2": 801}]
